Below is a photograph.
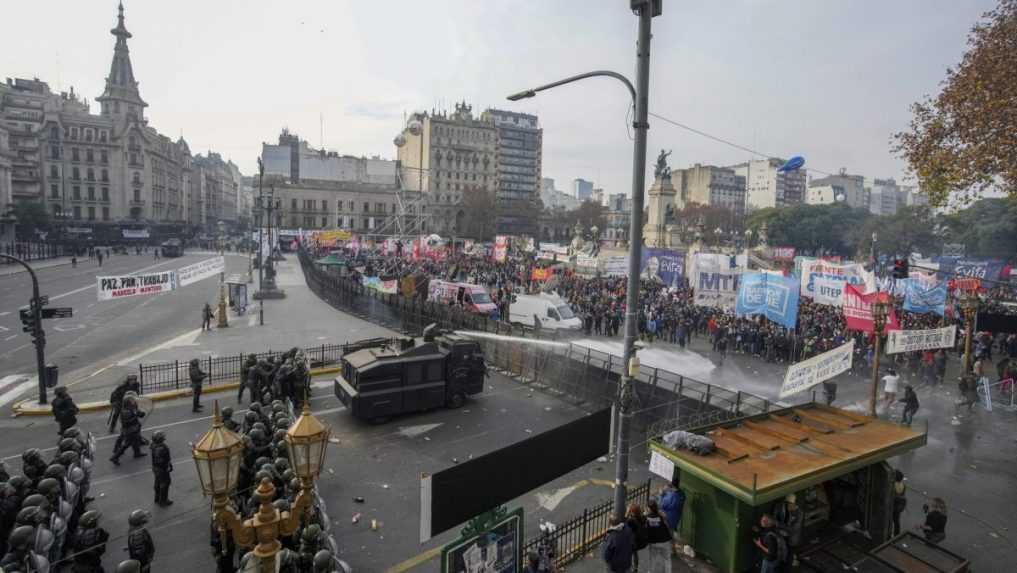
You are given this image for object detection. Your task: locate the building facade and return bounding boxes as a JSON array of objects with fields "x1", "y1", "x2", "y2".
[
  {"x1": 730, "y1": 158, "x2": 806, "y2": 212},
  {"x1": 481, "y1": 109, "x2": 542, "y2": 236},
  {"x1": 809, "y1": 170, "x2": 868, "y2": 210},
  {"x1": 572, "y1": 178, "x2": 593, "y2": 201},
  {"x1": 676, "y1": 164, "x2": 746, "y2": 216},
  {"x1": 805, "y1": 184, "x2": 845, "y2": 205},
  {"x1": 0, "y1": 4, "x2": 242, "y2": 241}
]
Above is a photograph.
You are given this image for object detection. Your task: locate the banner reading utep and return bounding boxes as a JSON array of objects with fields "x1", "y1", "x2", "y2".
[
  {"x1": 735, "y1": 272, "x2": 800, "y2": 329},
  {"x1": 842, "y1": 283, "x2": 900, "y2": 333},
  {"x1": 885, "y1": 325, "x2": 957, "y2": 355},
  {"x1": 97, "y1": 271, "x2": 178, "y2": 301},
  {"x1": 641, "y1": 248, "x2": 685, "y2": 288},
  {"x1": 800, "y1": 259, "x2": 874, "y2": 300},
  {"x1": 812, "y1": 275, "x2": 846, "y2": 307},
  {"x1": 779, "y1": 340, "x2": 854, "y2": 399},
  {"x1": 177, "y1": 256, "x2": 225, "y2": 287}
]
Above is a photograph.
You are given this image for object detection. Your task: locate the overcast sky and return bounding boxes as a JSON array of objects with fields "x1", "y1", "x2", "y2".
[{"x1": 1, "y1": 0, "x2": 996, "y2": 196}]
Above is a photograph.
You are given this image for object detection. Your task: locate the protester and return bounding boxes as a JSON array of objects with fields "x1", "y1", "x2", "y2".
[
  {"x1": 899, "y1": 385, "x2": 920, "y2": 426},
  {"x1": 920, "y1": 497, "x2": 948, "y2": 544},
  {"x1": 892, "y1": 470, "x2": 908, "y2": 536},
  {"x1": 644, "y1": 499, "x2": 674, "y2": 573},
  {"x1": 602, "y1": 516, "x2": 635, "y2": 573},
  {"x1": 625, "y1": 503, "x2": 649, "y2": 573},
  {"x1": 753, "y1": 514, "x2": 788, "y2": 573}
]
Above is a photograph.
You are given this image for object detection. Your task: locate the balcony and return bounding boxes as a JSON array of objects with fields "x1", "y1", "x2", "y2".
[{"x1": 130, "y1": 199, "x2": 146, "y2": 207}]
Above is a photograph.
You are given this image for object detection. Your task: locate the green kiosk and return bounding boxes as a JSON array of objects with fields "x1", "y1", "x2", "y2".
[{"x1": 650, "y1": 403, "x2": 930, "y2": 573}]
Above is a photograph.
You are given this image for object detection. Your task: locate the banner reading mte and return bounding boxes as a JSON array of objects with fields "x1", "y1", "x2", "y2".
[
  {"x1": 885, "y1": 325, "x2": 956, "y2": 355},
  {"x1": 97, "y1": 271, "x2": 177, "y2": 301},
  {"x1": 178, "y1": 256, "x2": 225, "y2": 287},
  {"x1": 779, "y1": 340, "x2": 854, "y2": 399}
]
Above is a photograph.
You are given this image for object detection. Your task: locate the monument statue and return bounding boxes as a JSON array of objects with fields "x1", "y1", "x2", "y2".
[{"x1": 654, "y1": 149, "x2": 672, "y2": 180}]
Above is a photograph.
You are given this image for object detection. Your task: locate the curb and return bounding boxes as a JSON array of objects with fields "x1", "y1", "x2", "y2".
[
  {"x1": 0, "y1": 259, "x2": 75, "y2": 277},
  {"x1": 11, "y1": 365, "x2": 341, "y2": 417}
]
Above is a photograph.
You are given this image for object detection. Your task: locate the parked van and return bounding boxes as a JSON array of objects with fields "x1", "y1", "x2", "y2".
[
  {"x1": 428, "y1": 280, "x2": 500, "y2": 319},
  {"x1": 508, "y1": 293, "x2": 582, "y2": 330}
]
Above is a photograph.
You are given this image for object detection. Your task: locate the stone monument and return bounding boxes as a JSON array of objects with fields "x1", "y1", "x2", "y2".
[{"x1": 643, "y1": 149, "x2": 683, "y2": 248}]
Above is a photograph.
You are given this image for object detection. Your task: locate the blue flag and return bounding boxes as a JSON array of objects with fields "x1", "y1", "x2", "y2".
[
  {"x1": 735, "y1": 272, "x2": 800, "y2": 329},
  {"x1": 903, "y1": 280, "x2": 947, "y2": 316}
]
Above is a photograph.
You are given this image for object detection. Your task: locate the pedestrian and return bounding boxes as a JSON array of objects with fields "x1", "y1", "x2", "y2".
[
  {"x1": 71, "y1": 254, "x2": 77, "y2": 268},
  {"x1": 625, "y1": 503, "x2": 649, "y2": 572},
  {"x1": 920, "y1": 497, "x2": 947, "y2": 544},
  {"x1": 110, "y1": 395, "x2": 147, "y2": 465},
  {"x1": 892, "y1": 470, "x2": 907, "y2": 536},
  {"x1": 51, "y1": 386, "x2": 79, "y2": 435},
  {"x1": 899, "y1": 385, "x2": 920, "y2": 426},
  {"x1": 956, "y1": 374, "x2": 978, "y2": 413},
  {"x1": 822, "y1": 380, "x2": 837, "y2": 406},
  {"x1": 753, "y1": 514, "x2": 788, "y2": 573},
  {"x1": 126, "y1": 509, "x2": 155, "y2": 572},
  {"x1": 97, "y1": 251, "x2": 103, "y2": 267},
  {"x1": 150, "y1": 431, "x2": 173, "y2": 507},
  {"x1": 202, "y1": 302, "x2": 214, "y2": 331},
  {"x1": 882, "y1": 368, "x2": 900, "y2": 411},
  {"x1": 644, "y1": 499, "x2": 674, "y2": 573},
  {"x1": 602, "y1": 516, "x2": 635, "y2": 573},
  {"x1": 773, "y1": 494, "x2": 804, "y2": 567},
  {"x1": 658, "y1": 479, "x2": 685, "y2": 555},
  {"x1": 189, "y1": 358, "x2": 207, "y2": 413}
]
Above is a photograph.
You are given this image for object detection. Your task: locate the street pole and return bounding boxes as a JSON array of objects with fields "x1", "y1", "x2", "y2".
[
  {"x1": 0, "y1": 254, "x2": 48, "y2": 405},
  {"x1": 961, "y1": 293, "x2": 978, "y2": 374},
  {"x1": 868, "y1": 299, "x2": 887, "y2": 417},
  {"x1": 257, "y1": 159, "x2": 265, "y2": 327},
  {"x1": 613, "y1": 0, "x2": 658, "y2": 521}
]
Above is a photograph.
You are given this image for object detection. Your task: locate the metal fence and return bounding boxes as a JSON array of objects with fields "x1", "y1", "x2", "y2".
[
  {"x1": 521, "y1": 479, "x2": 652, "y2": 569},
  {"x1": 1, "y1": 242, "x2": 66, "y2": 264},
  {"x1": 137, "y1": 343, "x2": 347, "y2": 394}
]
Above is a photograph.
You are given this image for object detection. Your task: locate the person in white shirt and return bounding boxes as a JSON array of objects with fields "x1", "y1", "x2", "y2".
[{"x1": 883, "y1": 368, "x2": 900, "y2": 409}]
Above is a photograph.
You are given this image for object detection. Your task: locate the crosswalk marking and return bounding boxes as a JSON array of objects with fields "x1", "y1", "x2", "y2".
[{"x1": 0, "y1": 374, "x2": 35, "y2": 408}]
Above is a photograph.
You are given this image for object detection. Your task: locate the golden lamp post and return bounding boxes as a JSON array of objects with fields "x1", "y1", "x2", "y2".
[
  {"x1": 959, "y1": 292, "x2": 979, "y2": 374},
  {"x1": 868, "y1": 298, "x2": 888, "y2": 418},
  {"x1": 192, "y1": 402, "x2": 330, "y2": 573}
]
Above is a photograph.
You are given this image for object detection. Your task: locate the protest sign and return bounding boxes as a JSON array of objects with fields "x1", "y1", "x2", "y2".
[
  {"x1": 800, "y1": 259, "x2": 874, "y2": 299},
  {"x1": 97, "y1": 271, "x2": 178, "y2": 301},
  {"x1": 903, "y1": 281, "x2": 947, "y2": 316},
  {"x1": 779, "y1": 340, "x2": 854, "y2": 399},
  {"x1": 812, "y1": 275, "x2": 846, "y2": 307},
  {"x1": 641, "y1": 249, "x2": 685, "y2": 287},
  {"x1": 843, "y1": 284, "x2": 900, "y2": 333},
  {"x1": 604, "y1": 255, "x2": 629, "y2": 277},
  {"x1": 178, "y1": 256, "x2": 225, "y2": 287},
  {"x1": 735, "y1": 273, "x2": 800, "y2": 329},
  {"x1": 885, "y1": 325, "x2": 956, "y2": 354}
]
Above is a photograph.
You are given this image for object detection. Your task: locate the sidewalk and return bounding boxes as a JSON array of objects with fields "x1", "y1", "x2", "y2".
[{"x1": 0, "y1": 255, "x2": 76, "y2": 276}]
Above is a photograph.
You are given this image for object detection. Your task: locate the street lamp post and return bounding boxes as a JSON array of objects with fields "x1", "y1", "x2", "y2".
[
  {"x1": 257, "y1": 158, "x2": 265, "y2": 327},
  {"x1": 960, "y1": 292, "x2": 979, "y2": 374},
  {"x1": 506, "y1": 0, "x2": 661, "y2": 520},
  {"x1": 217, "y1": 220, "x2": 229, "y2": 329},
  {"x1": 0, "y1": 254, "x2": 48, "y2": 404},
  {"x1": 869, "y1": 298, "x2": 888, "y2": 417},
  {"x1": 192, "y1": 401, "x2": 330, "y2": 573}
]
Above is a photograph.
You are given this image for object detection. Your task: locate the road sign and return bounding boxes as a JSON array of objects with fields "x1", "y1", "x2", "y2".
[
  {"x1": 30, "y1": 295, "x2": 50, "y2": 307},
  {"x1": 19, "y1": 309, "x2": 31, "y2": 321},
  {"x1": 41, "y1": 307, "x2": 73, "y2": 319}
]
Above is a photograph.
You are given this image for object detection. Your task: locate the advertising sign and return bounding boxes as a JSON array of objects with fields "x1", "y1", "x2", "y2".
[
  {"x1": 800, "y1": 259, "x2": 875, "y2": 299},
  {"x1": 779, "y1": 340, "x2": 854, "y2": 399},
  {"x1": 177, "y1": 256, "x2": 225, "y2": 287},
  {"x1": 122, "y1": 229, "x2": 150, "y2": 239},
  {"x1": 843, "y1": 283, "x2": 900, "y2": 333},
  {"x1": 939, "y1": 258, "x2": 1005, "y2": 281},
  {"x1": 440, "y1": 507, "x2": 522, "y2": 573},
  {"x1": 641, "y1": 248, "x2": 685, "y2": 287},
  {"x1": 97, "y1": 271, "x2": 177, "y2": 301},
  {"x1": 494, "y1": 236, "x2": 509, "y2": 263},
  {"x1": 770, "y1": 246, "x2": 796, "y2": 261},
  {"x1": 885, "y1": 325, "x2": 957, "y2": 355},
  {"x1": 735, "y1": 273, "x2": 800, "y2": 329}
]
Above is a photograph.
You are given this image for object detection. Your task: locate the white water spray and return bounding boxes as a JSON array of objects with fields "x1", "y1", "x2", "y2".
[{"x1": 453, "y1": 330, "x2": 570, "y2": 350}]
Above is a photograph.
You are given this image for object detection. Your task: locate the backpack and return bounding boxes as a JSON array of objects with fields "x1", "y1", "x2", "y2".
[{"x1": 766, "y1": 530, "x2": 789, "y2": 564}]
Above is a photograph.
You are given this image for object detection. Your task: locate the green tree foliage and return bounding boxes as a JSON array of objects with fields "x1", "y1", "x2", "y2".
[
  {"x1": 13, "y1": 201, "x2": 49, "y2": 233},
  {"x1": 859, "y1": 206, "x2": 942, "y2": 258},
  {"x1": 941, "y1": 198, "x2": 1017, "y2": 259},
  {"x1": 893, "y1": 0, "x2": 1017, "y2": 206},
  {"x1": 563, "y1": 199, "x2": 607, "y2": 234},
  {"x1": 746, "y1": 203, "x2": 870, "y2": 256}
]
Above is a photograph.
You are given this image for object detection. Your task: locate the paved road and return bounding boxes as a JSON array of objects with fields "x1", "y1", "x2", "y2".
[{"x1": 0, "y1": 251, "x2": 250, "y2": 406}]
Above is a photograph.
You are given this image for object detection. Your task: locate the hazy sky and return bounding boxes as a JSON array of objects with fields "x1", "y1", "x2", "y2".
[{"x1": 1, "y1": 0, "x2": 996, "y2": 197}]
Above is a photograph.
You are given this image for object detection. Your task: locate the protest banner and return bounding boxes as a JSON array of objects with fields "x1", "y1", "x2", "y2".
[
  {"x1": 177, "y1": 256, "x2": 225, "y2": 287},
  {"x1": 604, "y1": 255, "x2": 629, "y2": 277},
  {"x1": 97, "y1": 271, "x2": 178, "y2": 302},
  {"x1": 770, "y1": 247, "x2": 796, "y2": 261},
  {"x1": 693, "y1": 266, "x2": 741, "y2": 309},
  {"x1": 885, "y1": 325, "x2": 957, "y2": 354},
  {"x1": 494, "y1": 236, "x2": 509, "y2": 263},
  {"x1": 812, "y1": 275, "x2": 846, "y2": 307},
  {"x1": 843, "y1": 283, "x2": 900, "y2": 333},
  {"x1": 903, "y1": 281, "x2": 947, "y2": 316},
  {"x1": 800, "y1": 259, "x2": 875, "y2": 299},
  {"x1": 779, "y1": 340, "x2": 854, "y2": 399},
  {"x1": 641, "y1": 248, "x2": 685, "y2": 287},
  {"x1": 735, "y1": 272, "x2": 800, "y2": 329}
]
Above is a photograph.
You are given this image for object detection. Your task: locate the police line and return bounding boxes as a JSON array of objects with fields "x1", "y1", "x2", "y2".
[{"x1": 96, "y1": 256, "x2": 225, "y2": 302}]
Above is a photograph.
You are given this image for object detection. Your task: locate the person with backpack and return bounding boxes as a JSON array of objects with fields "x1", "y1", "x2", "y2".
[
  {"x1": 644, "y1": 500, "x2": 674, "y2": 573},
  {"x1": 899, "y1": 385, "x2": 920, "y2": 426},
  {"x1": 626, "y1": 503, "x2": 649, "y2": 572},
  {"x1": 773, "y1": 494, "x2": 804, "y2": 568},
  {"x1": 753, "y1": 514, "x2": 788, "y2": 573},
  {"x1": 658, "y1": 480, "x2": 685, "y2": 556},
  {"x1": 602, "y1": 516, "x2": 634, "y2": 573}
]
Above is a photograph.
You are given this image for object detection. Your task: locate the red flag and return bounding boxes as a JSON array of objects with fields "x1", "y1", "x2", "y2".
[{"x1": 843, "y1": 283, "x2": 900, "y2": 334}]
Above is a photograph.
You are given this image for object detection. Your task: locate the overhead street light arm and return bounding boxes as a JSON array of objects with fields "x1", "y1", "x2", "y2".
[{"x1": 507, "y1": 70, "x2": 637, "y2": 104}]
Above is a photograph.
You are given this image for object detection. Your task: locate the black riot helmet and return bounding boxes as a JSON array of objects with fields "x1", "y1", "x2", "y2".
[
  {"x1": 128, "y1": 509, "x2": 151, "y2": 527},
  {"x1": 8, "y1": 525, "x2": 38, "y2": 551},
  {"x1": 79, "y1": 509, "x2": 102, "y2": 528},
  {"x1": 151, "y1": 431, "x2": 166, "y2": 444},
  {"x1": 116, "y1": 559, "x2": 142, "y2": 573}
]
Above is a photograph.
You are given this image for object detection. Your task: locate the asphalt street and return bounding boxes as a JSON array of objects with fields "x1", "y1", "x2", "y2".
[{"x1": 0, "y1": 251, "x2": 250, "y2": 407}]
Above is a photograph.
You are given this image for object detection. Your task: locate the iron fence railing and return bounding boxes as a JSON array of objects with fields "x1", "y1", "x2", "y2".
[{"x1": 521, "y1": 479, "x2": 651, "y2": 569}]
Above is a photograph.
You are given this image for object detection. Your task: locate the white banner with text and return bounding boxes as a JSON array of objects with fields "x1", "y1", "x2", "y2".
[{"x1": 779, "y1": 340, "x2": 854, "y2": 399}]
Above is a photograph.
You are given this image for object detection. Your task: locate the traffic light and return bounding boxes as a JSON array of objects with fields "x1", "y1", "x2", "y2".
[{"x1": 892, "y1": 258, "x2": 909, "y2": 279}]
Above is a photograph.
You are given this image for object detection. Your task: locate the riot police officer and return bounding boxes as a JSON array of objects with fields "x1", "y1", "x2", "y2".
[
  {"x1": 21, "y1": 449, "x2": 48, "y2": 486},
  {"x1": 126, "y1": 509, "x2": 155, "y2": 572},
  {"x1": 110, "y1": 396, "x2": 146, "y2": 466},
  {"x1": 239, "y1": 354, "x2": 258, "y2": 404},
  {"x1": 51, "y1": 386, "x2": 80, "y2": 435},
  {"x1": 221, "y1": 406, "x2": 240, "y2": 433},
  {"x1": 189, "y1": 358, "x2": 208, "y2": 413},
  {"x1": 1, "y1": 524, "x2": 51, "y2": 573},
  {"x1": 71, "y1": 509, "x2": 109, "y2": 573},
  {"x1": 108, "y1": 375, "x2": 140, "y2": 433},
  {"x1": 116, "y1": 559, "x2": 142, "y2": 573},
  {"x1": 150, "y1": 431, "x2": 173, "y2": 507}
]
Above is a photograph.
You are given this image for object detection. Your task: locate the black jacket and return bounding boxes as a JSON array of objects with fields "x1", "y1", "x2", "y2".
[
  {"x1": 52, "y1": 395, "x2": 79, "y2": 421},
  {"x1": 189, "y1": 363, "x2": 207, "y2": 387},
  {"x1": 121, "y1": 407, "x2": 144, "y2": 434},
  {"x1": 128, "y1": 526, "x2": 155, "y2": 564},
  {"x1": 601, "y1": 523, "x2": 634, "y2": 572},
  {"x1": 151, "y1": 443, "x2": 173, "y2": 474}
]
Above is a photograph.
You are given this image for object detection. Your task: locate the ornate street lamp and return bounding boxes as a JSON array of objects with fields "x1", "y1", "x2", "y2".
[
  {"x1": 868, "y1": 299, "x2": 888, "y2": 417},
  {"x1": 959, "y1": 292, "x2": 980, "y2": 374},
  {"x1": 192, "y1": 402, "x2": 330, "y2": 573}
]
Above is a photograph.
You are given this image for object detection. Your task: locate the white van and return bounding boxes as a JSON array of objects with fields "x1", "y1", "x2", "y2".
[{"x1": 509, "y1": 293, "x2": 582, "y2": 330}]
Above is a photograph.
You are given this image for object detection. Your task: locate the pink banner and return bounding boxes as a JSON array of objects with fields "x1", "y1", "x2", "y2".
[{"x1": 843, "y1": 283, "x2": 900, "y2": 334}]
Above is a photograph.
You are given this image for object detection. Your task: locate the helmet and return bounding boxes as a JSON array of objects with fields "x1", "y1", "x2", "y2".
[
  {"x1": 59, "y1": 437, "x2": 82, "y2": 453},
  {"x1": 79, "y1": 509, "x2": 102, "y2": 528},
  {"x1": 289, "y1": 478, "x2": 300, "y2": 493},
  {"x1": 260, "y1": 463, "x2": 276, "y2": 476},
  {"x1": 272, "y1": 403, "x2": 286, "y2": 414},
  {"x1": 21, "y1": 493, "x2": 50, "y2": 511},
  {"x1": 273, "y1": 429, "x2": 287, "y2": 443},
  {"x1": 58, "y1": 451, "x2": 80, "y2": 467},
  {"x1": 313, "y1": 550, "x2": 334, "y2": 572},
  {"x1": 128, "y1": 509, "x2": 151, "y2": 527},
  {"x1": 249, "y1": 429, "x2": 266, "y2": 443},
  {"x1": 252, "y1": 422, "x2": 267, "y2": 434},
  {"x1": 249, "y1": 402, "x2": 262, "y2": 413},
  {"x1": 8, "y1": 475, "x2": 29, "y2": 493},
  {"x1": 271, "y1": 399, "x2": 283, "y2": 408},
  {"x1": 273, "y1": 499, "x2": 290, "y2": 512},
  {"x1": 54, "y1": 386, "x2": 68, "y2": 396},
  {"x1": 37, "y1": 478, "x2": 61, "y2": 498},
  {"x1": 221, "y1": 406, "x2": 234, "y2": 419},
  {"x1": 16, "y1": 506, "x2": 43, "y2": 526},
  {"x1": 44, "y1": 464, "x2": 66, "y2": 480},
  {"x1": 151, "y1": 431, "x2": 166, "y2": 444},
  {"x1": 302, "y1": 524, "x2": 321, "y2": 543},
  {"x1": 22, "y1": 448, "x2": 41, "y2": 462},
  {"x1": 255, "y1": 456, "x2": 272, "y2": 469},
  {"x1": 62, "y1": 427, "x2": 82, "y2": 440},
  {"x1": 7, "y1": 525, "x2": 37, "y2": 551},
  {"x1": 189, "y1": 358, "x2": 200, "y2": 366},
  {"x1": 116, "y1": 559, "x2": 142, "y2": 573},
  {"x1": 254, "y1": 470, "x2": 273, "y2": 484},
  {"x1": 281, "y1": 469, "x2": 295, "y2": 483},
  {"x1": 244, "y1": 411, "x2": 258, "y2": 424},
  {"x1": 274, "y1": 458, "x2": 289, "y2": 473}
]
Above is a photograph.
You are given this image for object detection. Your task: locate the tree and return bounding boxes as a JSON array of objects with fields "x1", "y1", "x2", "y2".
[
  {"x1": 13, "y1": 201, "x2": 49, "y2": 238},
  {"x1": 893, "y1": 0, "x2": 1017, "y2": 206},
  {"x1": 460, "y1": 187, "x2": 497, "y2": 241},
  {"x1": 563, "y1": 200, "x2": 607, "y2": 235},
  {"x1": 941, "y1": 197, "x2": 1017, "y2": 259},
  {"x1": 746, "y1": 203, "x2": 870, "y2": 256},
  {"x1": 859, "y1": 206, "x2": 942, "y2": 258}
]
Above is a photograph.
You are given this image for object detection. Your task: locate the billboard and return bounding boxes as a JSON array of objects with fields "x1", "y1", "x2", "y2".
[
  {"x1": 97, "y1": 271, "x2": 178, "y2": 301},
  {"x1": 641, "y1": 248, "x2": 685, "y2": 287}
]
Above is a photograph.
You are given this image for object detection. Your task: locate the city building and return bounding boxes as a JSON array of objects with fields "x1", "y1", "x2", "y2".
[
  {"x1": 263, "y1": 129, "x2": 398, "y2": 187},
  {"x1": 481, "y1": 108, "x2": 542, "y2": 236},
  {"x1": 809, "y1": 170, "x2": 868, "y2": 210},
  {"x1": 805, "y1": 184, "x2": 845, "y2": 205},
  {"x1": 572, "y1": 178, "x2": 593, "y2": 201},
  {"x1": 675, "y1": 163, "x2": 746, "y2": 216},
  {"x1": 0, "y1": 124, "x2": 14, "y2": 242},
  {"x1": 865, "y1": 177, "x2": 900, "y2": 216},
  {"x1": 539, "y1": 182, "x2": 581, "y2": 211},
  {"x1": 604, "y1": 192, "x2": 631, "y2": 247},
  {"x1": 899, "y1": 185, "x2": 928, "y2": 208},
  {"x1": 0, "y1": 4, "x2": 242, "y2": 242},
  {"x1": 591, "y1": 187, "x2": 605, "y2": 205},
  {"x1": 729, "y1": 158, "x2": 806, "y2": 211}
]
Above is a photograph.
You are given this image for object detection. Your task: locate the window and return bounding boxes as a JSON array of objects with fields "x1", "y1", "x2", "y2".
[
  {"x1": 100, "y1": 150, "x2": 108, "y2": 163},
  {"x1": 87, "y1": 206, "x2": 95, "y2": 220},
  {"x1": 73, "y1": 206, "x2": 81, "y2": 219},
  {"x1": 86, "y1": 168, "x2": 94, "y2": 181},
  {"x1": 102, "y1": 207, "x2": 109, "y2": 221},
  {"x1": 86, "y1": 149, "x2": 94, "y2": 162},
  {"x1": 85, "y1": 129, "x2": 93, "y2": 142},
  {"x1": 50, "y1": 145, "x2": 60, "y2": 160},
  {"x1": 101, "y1": 169, "x2": 108, "y2": 182},
  {"x1": 129, "y1": 153, "x2": 139, "y2": 165},
  {"x1": 321, "y1": 217, "x2": 327, "y2": 228},
  {"x1": 49, "y1": 126, "x2": 59, "y2": 140},
  {"x1": 72, "y1": 148, "x2": 80, "y2": 162},
  {"x1": 99, "y1": 130, "x2": 108, "y2": 143},
  {"x1": 337, "y1": 201, "x2": 343, "y2": 211},
  {"x1": 70, "y1": 127, "x2": 79, "y2": 140},
  {"x1": 102, "y1": 187, "x2": 109, "y2": 201},
  {"x1": 50, "y1": 184, "x2": 59, "y2": 198},
  {"x1": 291, "y1": 198, "x2": 297, "y2": 210},
  {"x1": 50, "y1": 165, "x2": 58, "y2": 178},
  {"x1": 133, "y1": 189, "x2": 140, "y2": 202},
  {"x1": 132, "y1": 172, "x2": 141, "y2": 184},
  {"x1": 363, "y1": 202, "x2": 369, "y2": 213},
  {"x1": 321, "y1": 200, "x2": 327, "y2": 211},
  {"x1": 87, "y1": 186, "x2": 95, "y2": 201},
  {"x1": 303, "y1": 216, "x2": 313, "y2": 227},
  {"x1": 348, "y1": 200, "x2": 354, "y2": 210},
  {"x1": 73, "y1": 186, "x2": 81, "y2": 200},
  {"x1": 362, "y1": 218, "x2": 369, "y2": 230}
]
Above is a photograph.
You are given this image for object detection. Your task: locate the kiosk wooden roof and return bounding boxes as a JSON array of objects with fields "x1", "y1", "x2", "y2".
[{"x1": 650, "y1": 403, "x2": 927, "y2": 505}]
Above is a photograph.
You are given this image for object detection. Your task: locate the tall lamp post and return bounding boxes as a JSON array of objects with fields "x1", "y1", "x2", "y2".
[
  {"x1": 506, "y1": 0, "x2": 661, "y2": 520},
  {"x1": 960, "y1": 292, "x2": 979, "y2": 374},
  {"x1": 256, "y1": 158, "x2": 266, "y2": 326},
  {"x1": 868, "y1": 298, "x2": 888, "y2": 417},
  {"x1": 192, "y1": 402, "x2": 330, "y2": 573},
  {"x1": 217, "y1": 220, "x2": 229, "y2": 329},
  {"x1": 0, "y1": 254, "x2": 48, "y2": 404}
]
